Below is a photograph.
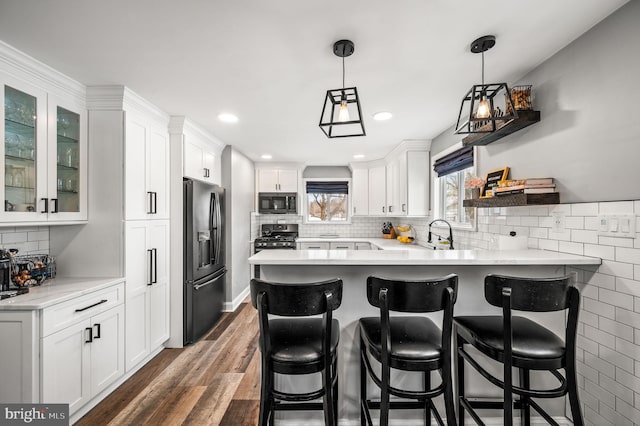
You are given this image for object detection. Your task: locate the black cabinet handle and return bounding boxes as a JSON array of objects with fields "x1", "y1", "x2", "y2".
[
  {"x1": 51, "y1": 198, "x2": 58, "y2": 213},
  {"x1": 382, "y1": 206, "x2": 385, "y2": 213},
  {"x1": 75, "y1": 299, "x2": 108, "y2": 312},
  {"x1": 154, "y1": 192, "x2": 158, "y2": 214},
  {"x1": 152, "y1": 248, "x2": 158, "y2": 284},
  {"x1": 147, "y1": 249, "x2": 153, "y2": 285},
  {"x1": 85, "y1": 327, "x2": 93, "y2": 343},
  {"x1": 147, "y1": 191, "x2": 153, "y2": 214},
  {"x1": 41, "y1": 198, "x2": 49, "y2": 213},
  {"x1": 93, "y1": 323, "x2": 101, "y2": 339}
]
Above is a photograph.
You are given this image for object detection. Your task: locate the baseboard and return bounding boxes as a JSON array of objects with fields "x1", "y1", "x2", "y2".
[
  {"x1": 69, "y1": 346, "x2": 165, "y2": 424},
  {"x1": 223, "y1": 285, "x2": 250, "y2": 312},
  {"x1": 274, "y1": 416, "x2": 572, "y2": 426}
]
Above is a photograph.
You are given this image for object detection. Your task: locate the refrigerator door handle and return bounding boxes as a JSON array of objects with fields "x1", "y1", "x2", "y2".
[
  {"x1": 193, "y1": 269, "x2": 226, "y2": 290},
  {"x1": 215, "y1": 193, "x2": 222, "y2": 265}
]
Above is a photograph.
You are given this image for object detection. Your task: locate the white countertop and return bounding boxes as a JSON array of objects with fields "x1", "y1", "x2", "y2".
[
  {"x1": 0, "y1": 277, "x2": 124, "y2": 310},
  {"x1": 248, "y1": 248, "x2": 602, "y2": 266}
]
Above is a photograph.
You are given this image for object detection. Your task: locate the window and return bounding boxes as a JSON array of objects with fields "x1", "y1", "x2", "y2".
[
  {"x1": 432, "y1": 146, "x2": 476, "y2": 228},
  {"x1": 305, "y1": 180, "x2": 349, "y2": 223}
]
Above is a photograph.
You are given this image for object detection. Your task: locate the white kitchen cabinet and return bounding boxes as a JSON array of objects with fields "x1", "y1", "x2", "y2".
[
  {"x1": 125, "y1": 220, "x2": 170, "y2": 371},
  {"x1": 257, "y1": 168, "x2": 298, "y2": 192},
  {"x1": 385, "y1": 149, "x2": 429, "y2": 217},
  {"x1": 330, "y1": 242, "x2": 355, "y2": 250},
  {"x1": 351, "y1": 168, "x2": 369, "y2": 216},
  {"x1": 42, "y1": 304, "x2": 124, "y2": 414},
  {"x1": 182, "y1": 136, "x2": 222, "y2": 185},
  {"x1": 368, "y1": 166, "x2": 386, "y2": 215},
  {"x1": 299, "y1": 242, "x2": 330, "y2": 250},
  {"x1": 0, "y1": 74, "x2": 88, "y2": 223},
  {"x1": 125, "y1": 112, "x2": 170, "y2": 220},
  {"x1": 355, "y1": 242, "x2": 371, "y2": 250}
]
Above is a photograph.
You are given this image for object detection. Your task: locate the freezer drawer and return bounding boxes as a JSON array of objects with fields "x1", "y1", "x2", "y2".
[{"x1": 184, "y1": 269, "x2": 225, "y2": 345}]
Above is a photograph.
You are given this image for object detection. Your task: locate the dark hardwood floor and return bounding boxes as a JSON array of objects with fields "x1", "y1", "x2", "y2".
[{"x1": 77, "y1": 301, "x2": 260, "y2": 426}]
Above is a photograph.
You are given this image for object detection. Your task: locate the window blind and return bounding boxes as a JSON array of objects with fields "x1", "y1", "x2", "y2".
[
  {"x1": 433, "y1": 146, "x2": 473, "y2": 177},
  {"x1": 305, "y1": 181, "x2": 349, "y2": 194}
]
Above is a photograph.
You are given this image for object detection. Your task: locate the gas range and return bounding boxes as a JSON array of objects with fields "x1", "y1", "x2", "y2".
[{"x1": 254, "y1": 224, "x2": 299, "y2": 251}]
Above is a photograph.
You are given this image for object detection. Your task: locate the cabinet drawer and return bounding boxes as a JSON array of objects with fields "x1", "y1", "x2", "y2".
[
  {"x1": 329, "y1": 242, "x2": 355, "y2": 250},
  {"x1": 42, "y1": 283, "x2": 124, "y2": 337},
  {"x1": 299, "y1": 242, "x2": 330, "y2": 250}
]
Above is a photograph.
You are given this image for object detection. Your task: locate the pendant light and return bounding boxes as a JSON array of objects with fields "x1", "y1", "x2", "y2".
[
  {"x1": 455, "y1": 35, "x2": 518, "y2": 135},
  {"x1": 319, "y1": 39, "x2": 366, "y2": 138}
]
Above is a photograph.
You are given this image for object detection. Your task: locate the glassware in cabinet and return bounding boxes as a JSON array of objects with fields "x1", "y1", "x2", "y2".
[{"x1": 54, "y1": 107, "x2": 80, "y2": 213}]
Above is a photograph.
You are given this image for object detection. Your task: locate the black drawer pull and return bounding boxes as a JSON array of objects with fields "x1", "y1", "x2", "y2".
[{"x1": 75, "y1": 299, "x2": 108, "y2": 312}]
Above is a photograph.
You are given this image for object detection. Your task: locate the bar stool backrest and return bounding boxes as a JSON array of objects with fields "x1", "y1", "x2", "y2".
[
  {"x1": 484, "y1": 274, "x2": 575, "y2": 312},
  {"x1": 366, "y1": 274, "x2": 458, "y2": 313},
  {"x1": 250, "y1": 278, "x2": 343, "y2": 316}
]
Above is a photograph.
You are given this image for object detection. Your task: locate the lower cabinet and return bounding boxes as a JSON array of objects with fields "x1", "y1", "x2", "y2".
[
  {"x1": 125, "y1": 220, "x2": 170, "y2": 371},
  {"x1": 330, "y1": 242, "x2": 355, "y2": 250},
  {"x1": 299, "y1": 242, "x2": 330, "y2": 250},
  {"x1": 41, "y1": 304, "x2": 125, "y2": 414},
  {"x1": 355, "y1": 242, "x2": 371, "y2": 250}
]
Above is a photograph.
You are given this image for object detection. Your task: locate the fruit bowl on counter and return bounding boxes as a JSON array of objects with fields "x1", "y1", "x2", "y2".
[{"x1": 395, "y1": 224, "x2": 415, "y2": 244}]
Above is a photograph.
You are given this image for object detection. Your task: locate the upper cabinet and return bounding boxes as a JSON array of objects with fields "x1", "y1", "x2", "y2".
[
  {"x1": 257, "y1": 168, "x2": 298, "y2": 192},
  {"x1": 1, "y1": 62, "x2": 88, "y2": 224},
  {"x1": 351, "y1": 167, "x2": 369, "y2": 216},
  {"x1": 368, "y1": 165, "x2": 386, "y2": 215},
  {"x1": 171, "y1": 117, "x2": 225, "y2": 186}
]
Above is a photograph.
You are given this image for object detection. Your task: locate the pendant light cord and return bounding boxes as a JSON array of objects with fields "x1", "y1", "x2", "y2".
[
  {"x1": 342, "y1": 55, "x2": 346, "y2": 89},
  {"x1": 481, "y1": 51, "x2": 485, "y2": 86}
]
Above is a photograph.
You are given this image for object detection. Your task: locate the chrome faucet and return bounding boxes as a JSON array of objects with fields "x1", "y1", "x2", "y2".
[{"x1": 427, "y1": 219, "x2": 454, "y2": 250}]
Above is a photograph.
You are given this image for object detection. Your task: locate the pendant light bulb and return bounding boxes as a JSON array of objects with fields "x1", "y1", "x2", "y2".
[
  {"x1": 338, "y1": 99, "x2": 350, "y2": 122},
  {"x1": 476, "y1": 97, "x2": 491, "y2": 119}
]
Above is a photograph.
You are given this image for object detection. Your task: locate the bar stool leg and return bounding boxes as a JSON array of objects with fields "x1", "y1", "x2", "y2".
[
  {"x1": 504, "y1": 360, "x2": 513, "y2": 426},
  {"x1": 519, "y1": 368, "x2": 530, "y2": 426},
  {"x1": 360, "y1": 341, "x2": 368, "y2": 426},
  {"x1": 424, "y1": 371, "x2": 431, "y2": 426},
  {"x1": 259, "y1": 359, "x2": 272, "y2": 426},
  {"x1": 455, "y1": 333, "x2": 465, "y2": 426},
  {"x1": 333, "y1": 356, "x2": 339, "y2": 424},
  {"x1": 567, "y1": 361, "x2": 584, "y2": 426},
  {"x1": 323, "y1": 367, "x2": 336, "y2": 426},
  {"x1": 380, "y1": 359, "x2": 390, "y2": 426}
]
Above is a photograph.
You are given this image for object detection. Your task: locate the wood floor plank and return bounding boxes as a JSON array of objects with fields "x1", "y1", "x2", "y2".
[
  {"x1": 182, "y1": 373, "x2": 244, "y2": 426},
  {"x1": 233, "y1": 350, "x2": 261, "y2": 401},
  {"x1": 213, "y1": 325, "x2": 259, "y2": 374},
  {"x1": 75, "y1": 348, "x2": 184, "y2": 426},
  {"x1": 143, "y1": 385, "x2": 207, "y2": 426},
  {"x1": 205, "y1": 307, "x2": 244, "y2": 341},
  {"x1": 218, "y1": 400, "x2": 260, "y2": 426},
  {"x1": 178, "y1": 340, "x2": 223, "y2": 387}
]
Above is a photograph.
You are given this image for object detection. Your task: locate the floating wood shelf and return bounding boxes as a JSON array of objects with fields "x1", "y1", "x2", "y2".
[
  {"x1": 462, "y1": 110, "x2": 541, "y2": 147},
  {"x1": 463, "y1": 192, "x2": 559, "y2": 208}
]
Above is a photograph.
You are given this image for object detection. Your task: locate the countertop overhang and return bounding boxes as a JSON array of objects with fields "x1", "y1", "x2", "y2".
[{"x1": 249, "y1": 249, "x2": 602, "y2": 266}]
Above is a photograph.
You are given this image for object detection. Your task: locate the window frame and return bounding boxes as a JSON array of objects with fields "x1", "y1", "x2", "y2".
[
  {"x1": 302, "y1": 178, "x2": 352, "y2": 225},
  {"x1": 431, "y1": 144, "x2": 477, "y2": 231}
]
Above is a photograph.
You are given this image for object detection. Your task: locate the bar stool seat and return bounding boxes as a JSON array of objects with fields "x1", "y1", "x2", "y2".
[
  {"x1": 269, "y1": 318, "x2": 340, "y2": 373},
  {"x1": 454, "y1": 316, "x2": 565, "y2": 366},
  {"x1": 359, "y1": 316, "x2": 443, "y2": 367}
]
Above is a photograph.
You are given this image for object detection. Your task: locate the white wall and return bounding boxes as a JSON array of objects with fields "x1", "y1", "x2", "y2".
[
  {"x1": 431, "y1": 0, "x2": 640, "y2": 203},
  {"x1": 222, "y1": 146, "x2": 254, "y2": 310}
]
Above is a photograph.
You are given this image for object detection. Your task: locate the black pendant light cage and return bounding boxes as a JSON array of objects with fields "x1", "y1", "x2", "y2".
[
  {"x1": 454, "y1": 35, "x2": 518, "y2": 135},
  {"x1": 319, "y1": 39, "x2": 366, "y2": 138},
  {"x1": 319, "y1": 87, "x2": 366, "y2": 138}
]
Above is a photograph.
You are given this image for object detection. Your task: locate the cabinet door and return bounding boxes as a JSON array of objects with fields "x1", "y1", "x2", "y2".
[
  {"x1": 1, "y1": 77, "x2": 48, "y2": 222},
  {"x1": 203, "y1": 150, "x2": 216, "y2": 184},
  {"x1": 351, "y1": 168, "x2": 368, "y2": 216},
  {"x1": 396, "y1": 153, "x2": 408, "y2": 216},
  {"x1": 183, "y1": 139, "x2": 204, "y2": 180},
  {"x1": 42, "y1": 319, "x2": 91, "y2": 413},
  {"x1": 406, "y1": 151, "x2": 429, "y2": 216},
  {"x1": 124, "y1": 116, "x2": 148, "y2": 220},
  {"x1": 277, "y1": 169, "x2": 298, "y2": 192},
  {"x1": 125, "y1": 222, "x2": 150, "y2": 370},
  {"x1": 147, "y1": 220, "x2": 170, "y2": 349},
  {"x1": 329, "y1": 242, "x2": 355, "y2": 250},
  {"x1": 47, "y1": 98, "x2": 87, "y2": 221},
  {"x1": 368, "y1": 166, "x2": 386, "y2": 215},
  {"x1": 258, "y1": 169, "x2": 279, "y2": 192},
  {"x1": 385, "y1": 160, "x2": 396, "y2": 215},
  {"x1": 90, "y1": 305, "x2": 125, "y2": 396},
  {"x1": 147, "y1": 127, "x2": 170, "y2": 219},
  {"x1": 355, "y1": 242, "x2": 371, "y2": 250}
]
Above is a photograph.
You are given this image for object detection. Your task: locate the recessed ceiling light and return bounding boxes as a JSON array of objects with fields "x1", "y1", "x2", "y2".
[
  {"x1": 261, "y1": 154, "x2": 272, "y2": 160},
  {"x1": 373, "y1": 111, "x2": 393, "y2": 121},
  {"x1": 218, "y1": 113, "x2": 238, "y2": 123},
  {"x1": 353, "y1": 154, "x2": 365, "y2": 159}
]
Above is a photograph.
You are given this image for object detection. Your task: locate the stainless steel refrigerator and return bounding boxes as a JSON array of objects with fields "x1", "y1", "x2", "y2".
[{"x1": 184, "y1": 178, "x2": 225, "y2": 345}]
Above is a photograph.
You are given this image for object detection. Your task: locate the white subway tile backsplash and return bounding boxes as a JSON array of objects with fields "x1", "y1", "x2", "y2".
[
  {"x1": 599, "y1": 316, "x2": 634, "y2": 343},
  {"x1": 550, "y1": 204, "x2": 572, "y2": 215},
  {"x1": 580, "y1": 310, "x2": 599, "y2": 327},
  {"x1": 520, "y1": 216, "x2": 539, "y2": 227},
  {"x1": 615, "y1": 338, "x2": 640, "y2": 365},
  {"x1": 584, "y1": 351, "x2": 615, "y2": 379},
  {"x1": 583, "y1": 298, "x2": 615, "y2": 319},
  {"x1": 27, "y1": 231, "x2": 48, "y2": 241},
  {"x1": 578, "y1": 360, "x2": 600, "y2": 383},
  {"x1": 599, "y1": 288, "x2": 634, "y2": 310},
  {"x1": 614, "y1": 398, "x2": 640, "y2": 425},
  {"x1": 599, "y1": 236, "x2": 635, "y2": 248},
  {"x1": 538, "y1": 239, "x2": 559, "y2": 251},
  {"x1": 584, "y1": 405, "x2": 614, "y2": 426},
  {"x1": 600, "y1": 201, "x2": 634, "y2": 215},
  {"x1": 565, "y1": 216, "x2": 585, "y2": 229},
  {"x1": 572, "y1": 203, "x2": 599, "y2": 216},
  {"x1": 583, "y1": 377, "x2": 615, "y2": 409},
  {"x1": 615, "y1": 247, "x2": 640, "y2": 265},
  {"x1": 635, "y1": 265, "x2": 640, "y2": 281},
  {"x1": 581, "y1": 285, "x2": 598, "y2": 299},
  {"x1": 600, "y1": 260, "x2": 635, "y2": 280},
  {"x1": 584, "y1": 244, "x2": 616, "y2": 261},
  {"x1": 616, "y1": 308, "x2": 640, "y2": 330},
  {"x1": 577, "y1": 334, "x2": 600, "y2": 356},
  {"x1": 598, "y1": 401, "x2": 635, "y2": 426},
  {"x1": 548, "y1": 229, "x2": 572, "y2": 241},
  {"x1": 585, "y1": 216, "x2": 601, "y2": 231},
  {"x1": 572, "y1": 229, "x2": 598, "y2": 244},
  {"x1": 2, "y1": 232, "x2": 28, "y2": 244},
  {"x1": 584, "y1": 324, "x2": 616, "y2": 349},
  {"x1": 616, "y1": 367, "x2": 640, "y2": 394},
  {"x1": 529, "y1": 227, "x2": 548, "y2": 239},
  {"x1": 615, "y1": 278, "x2": 640, "y2": 298},
  {"x1": 600, "y1": 345, "x2": 635, "y2": 375},
  {"x1": 558, "y1": 241, "x2": 584, "y2": 255},
  {"x1": 599, "y1": 374, "x2": 635, "y2": 406},
  {"x1": 585, "y1": 272, "x2": 616, "y2": 290}
]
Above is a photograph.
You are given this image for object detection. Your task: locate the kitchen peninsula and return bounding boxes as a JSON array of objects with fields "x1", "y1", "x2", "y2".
[{"x1": 248, "y1": 248, "x2": 601, "y2": 422}]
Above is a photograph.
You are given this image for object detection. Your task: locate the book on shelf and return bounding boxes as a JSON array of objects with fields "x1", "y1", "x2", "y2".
[
  {"x1": 525, "y1": 177, "x2": 554, "y2": 185},
  {"x1": 494, "y1": 188, "x2": 525, "y2": 196},
  {"x1": 524, "y1": 187, "x2": 557, "y2": 194}
]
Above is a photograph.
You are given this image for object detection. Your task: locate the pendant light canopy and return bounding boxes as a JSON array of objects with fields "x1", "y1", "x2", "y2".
[
  {"x1": 319, "y1": 40, "x2": 366, "y2": 138},
  {"x1": 455, "y1": 35, "x2": 518, "y2": 135}
]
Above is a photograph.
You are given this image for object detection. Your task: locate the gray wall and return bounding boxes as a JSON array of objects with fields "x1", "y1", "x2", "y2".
[
  {"x1": 431, "y1": 0, "x2": 640, "y2": 203},
  {"x1": 222, "y1": 146, "x2": 255, "y2": 308}
]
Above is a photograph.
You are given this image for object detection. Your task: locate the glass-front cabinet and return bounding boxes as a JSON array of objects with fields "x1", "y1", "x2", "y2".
[{"x1": 1, "y1": 75, "x2": 87, "y2": 223}]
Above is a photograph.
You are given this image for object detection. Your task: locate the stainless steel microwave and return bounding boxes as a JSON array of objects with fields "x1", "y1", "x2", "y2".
[{"x1": 258, "y1": 192, "x2": 297, "y2": 214}]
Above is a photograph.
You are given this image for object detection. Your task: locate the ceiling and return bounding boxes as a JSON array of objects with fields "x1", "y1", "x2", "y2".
[{"x1": 0, "y1": 0, "x2": 628, "y2": 164}]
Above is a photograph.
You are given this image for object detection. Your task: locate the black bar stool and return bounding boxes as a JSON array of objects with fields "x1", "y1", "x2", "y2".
[
  {"x1": 454, "y1": 274, "x2": 583, "y2": 426},
  {"x1": 250, "y1": 277, "x2": 343, "y2": 426},
  {"x1": 359, "y1": 274, "x2": 458, "y2": 426}
]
